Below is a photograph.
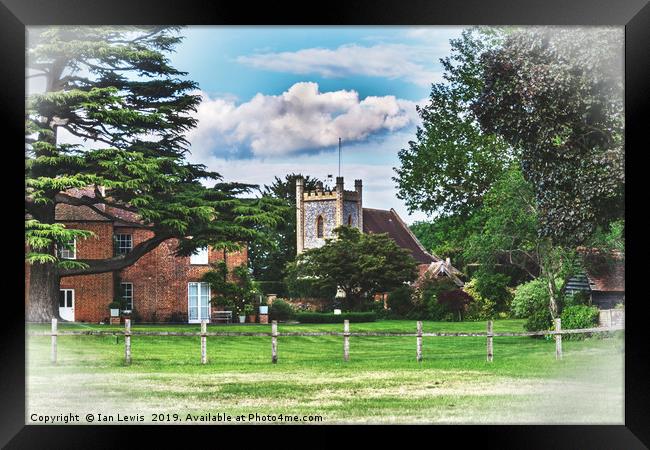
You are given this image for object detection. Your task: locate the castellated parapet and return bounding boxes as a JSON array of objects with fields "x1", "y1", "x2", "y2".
[{"x1": 296, "y1": 177, "x2": 363, "y2": 254}]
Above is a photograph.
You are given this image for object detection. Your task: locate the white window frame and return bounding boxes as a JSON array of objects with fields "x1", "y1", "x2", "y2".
[
  {"x1": 120, "y1": 282, "x2": 133, "y2": 312},
  {"x1": 115, "y1": 233, "x2": 133, "y2": 255},
  {"x1": 58, "y1": 238, "x2": 76, "y2": 260},
  {"x1": 187, "y1": 282, "x2": 211, "y2": 323},
  {"x1": 190, "y1": 246, "x2": 209, "y2": 265}
]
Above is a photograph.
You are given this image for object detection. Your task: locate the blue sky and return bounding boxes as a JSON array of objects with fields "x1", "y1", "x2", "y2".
[
  {"x1": 31, "y1": 26, "x2": 464, "y2": 223},
  {"x1": 168, "y1": 26, "x2": 466, "y2": 224}
]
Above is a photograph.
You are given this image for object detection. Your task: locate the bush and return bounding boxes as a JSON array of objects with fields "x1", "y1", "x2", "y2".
[
  {"x1": 424, "y1": 299, "x2": 453, "y2": 321},
  {"x1": 561, "y1": 305, "x2": 599, "y2": 340},
  {"x1": 269, "y1": 299, "x2": 295, "y2": 322},
  {"x1": 367, "y1": 300, "x2": 390, "y2": 320},
  {"x1": 473, "y1": 271, "x2": 512, "y2": 313},
  {"x1": 463, "y1": 278, "x2": 497, "y2": 321},
  {"x1": 512, "y1": 278, "x2": 553, "y2": 332},
  {"x1": 437, "y1": 289, "x2": 474, "y2": 321},
  {"x1": 564, "y1": 290, "x2": 591, "y2": 308},
  {"x1": 386, "y1": 286, "x2": 416, "y2": 317},
  {"x1": 419, "y1": 276, "x2": 458, "y2": 321},
  {"x1": 295, "y1": 312, "x2": 376, "y2": 323}
]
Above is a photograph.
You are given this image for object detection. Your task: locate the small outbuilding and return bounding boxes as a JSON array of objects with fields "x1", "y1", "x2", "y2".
[{"x1": 564, "y1": 250, "x2": 625, "y2": 309}]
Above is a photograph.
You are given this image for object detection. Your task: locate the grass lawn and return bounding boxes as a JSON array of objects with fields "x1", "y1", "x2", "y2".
[{"x1": 26, "y1": 319, "x2": 624, "y2": 424}]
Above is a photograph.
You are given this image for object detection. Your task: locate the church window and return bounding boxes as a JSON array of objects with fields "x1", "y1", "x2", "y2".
[
  {"x1": 317, "y1": 215, "x2": 324, "y2": 238},
  {"x1": 348, "y1": 215, "x2": 352, "y2": 226}
]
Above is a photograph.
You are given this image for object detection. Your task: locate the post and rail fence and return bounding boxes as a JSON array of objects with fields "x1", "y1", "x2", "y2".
[{"x1": 40, "y1": 318, "x2": 623, "y2": 366}]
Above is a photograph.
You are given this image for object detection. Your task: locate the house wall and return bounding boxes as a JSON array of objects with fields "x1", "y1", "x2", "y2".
[
  {"x1": 118, "y1": 227, "x2": 247, "y2": 322},
  {"x1": 591, "y1": 291, "x2": 625, "y2": 310},
  {"x1": 59, "y1": 222, "x2": 115, "y2": 322},
  {"x1": 48, "y1": 222, "x2": 248, "y2": 323}
]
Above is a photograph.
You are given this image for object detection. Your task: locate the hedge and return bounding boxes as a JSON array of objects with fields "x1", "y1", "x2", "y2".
[{"x1": 295, "y1": 312, "x2": 377, "y2": 323}]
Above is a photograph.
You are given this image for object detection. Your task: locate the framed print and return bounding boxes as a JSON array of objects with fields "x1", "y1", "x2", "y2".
[{"x1": 2, "y1": 0, "x2": 648, "y2": 447}]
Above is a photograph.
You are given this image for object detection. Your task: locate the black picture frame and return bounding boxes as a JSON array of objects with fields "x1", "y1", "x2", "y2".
[{"x1": 3, "y1": 0, "x2": 648, "y2": 447}]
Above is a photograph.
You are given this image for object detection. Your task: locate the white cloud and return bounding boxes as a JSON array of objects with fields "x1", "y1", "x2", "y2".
[
  {"x1": 192, "y1": 130, "x2": 431, "y2": 225},
  {"x1": 187, "y1": 82, "x2": 421, "y2": 159},
  {"x1": 237, "y1": 43, "x2": 445, "y2": 87}
]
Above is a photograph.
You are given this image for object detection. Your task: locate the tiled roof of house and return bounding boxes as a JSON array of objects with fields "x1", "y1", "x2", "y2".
[
  {"x1": 416, "y1": 261, "x2": 465, "y2": 288},
  {"x1": 362, "y1": 207, "x2": 438, "y2": 265},
  {"x1": 54, "y1": 187, "x2": 145, "y2": 227},
  {"x1": 585, "y1": 259, "x2": 625, "y2": 292},
  {"x1": 576, "y1": 248, "x2": 625, "y2": 293},
  {"x1": 55, "y1": 187, "x2": 110, "y2": 222}
]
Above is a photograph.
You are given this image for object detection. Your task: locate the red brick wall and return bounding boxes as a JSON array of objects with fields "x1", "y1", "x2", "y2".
[
  {"x1": 59, "y1": 222, "x2": 115, "y2": 322},
  {"x1": 115, "y1": 227, "x2": 248, "y2": 323},
  {"x1": 28, "y1": 220, "x2": 249, "y2": 323}
]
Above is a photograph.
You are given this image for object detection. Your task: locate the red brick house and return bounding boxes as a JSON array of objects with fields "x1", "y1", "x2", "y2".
[{"x1": 25, "y1": 188, "x2": 247, "y2": 323}]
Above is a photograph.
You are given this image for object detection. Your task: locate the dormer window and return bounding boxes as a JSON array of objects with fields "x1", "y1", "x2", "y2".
[
  {"x1": 190, "y1": 246, "x2": 209, "y2": 265},
  {"x1": 58, "y1": 238, "x2": 76, "y2": 259},
  {"x1": 317, "y1": 215, "x2": 324, "y2": 238}
]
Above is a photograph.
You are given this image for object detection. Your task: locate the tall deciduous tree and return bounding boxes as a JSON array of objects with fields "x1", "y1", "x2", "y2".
[
  {"x1": 286, "y1": 227, "x2": 418, "y2": 310},
  {"x1": 464, "y1": 166, "x2": 578, "y2": 318},
  {"x1": 471, "y1": 27, "x2": 624, "y2": 246},
  {"x1": 394, "y1": 28, "x2": 513, "y2": 218},
  {"x1": 25, "y1": 26, "x2": 280, "y2": 321}
]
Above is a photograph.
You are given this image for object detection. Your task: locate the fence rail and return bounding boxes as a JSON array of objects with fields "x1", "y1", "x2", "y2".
[{"x1": 33, "y1": 319, "x2": 624, "y2": 366}]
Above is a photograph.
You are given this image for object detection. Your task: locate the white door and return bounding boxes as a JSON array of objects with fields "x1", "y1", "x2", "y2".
[
  {"x1": 59, "y1": 289, "x2": 74, "y2": 322},
  {"x1": 188, "y1": 282, "x2": 211, "y2": 323}
]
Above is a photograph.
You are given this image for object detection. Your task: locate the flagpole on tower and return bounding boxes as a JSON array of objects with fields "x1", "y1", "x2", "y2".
[{"x1": 338, "y1": 137, "x2": 341, "y2": 178}]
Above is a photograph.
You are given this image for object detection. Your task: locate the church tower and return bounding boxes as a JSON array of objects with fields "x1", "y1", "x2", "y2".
[{"x1": 296, "y1": 176, "x2": 362, "y2": 255}]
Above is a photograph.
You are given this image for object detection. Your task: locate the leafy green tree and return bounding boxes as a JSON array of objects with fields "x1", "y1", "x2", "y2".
[
  {"x1": 394, "y1": 28, "x2": 514, "y2": 218},
  {"x1": 201, "y1": 262, "x2": 260, "y2": 316},
  {"x1": 248, "y1": 174, "x2": 320, "y2": 296},
  {"x1": 409, "y1": 213, "x2": 483, "y2": 270},
  {"x1": 471, "y1": 27, "x2": 624, "y2": 246},
  {"x1": 25, "y1": 26, "x2": 280, "y2": 321},
  {"x1": 464, "y1": 167, "x2": 540, "y2": 280},
  {"x1": 464, "y1": 166, "x2": 579, "y2": 318},
  {"x1": 286, "y1": 227, "x2": 419, "y2": 310}
]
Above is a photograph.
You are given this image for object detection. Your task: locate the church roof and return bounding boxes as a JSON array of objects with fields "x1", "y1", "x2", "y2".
[{"x1": 362, "y1": 208, "x2": 439, "y2": 264}]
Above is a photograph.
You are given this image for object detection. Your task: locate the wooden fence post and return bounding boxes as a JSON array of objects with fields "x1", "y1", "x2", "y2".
[
  {"x1": 486, "y1": 320, "x2": 494, "y2": 362},
  {"x1": 416, "y1": 321, "x2": 423, "y2": 362},
  {"x1": 555, "y1": 318, "x2": 562, "y2": 360},
  {"x1": 201, "y1": 320, "x2": 207, "y2": 364},
  {"x1": 271, "y1": 320, "x2": 278, "y2": 364},
  {"x1": 343, "y1": 320, "x2": 350, "y2": 362},
  {"x1": 124, "y1": 318, "x2": 131, "y2": 365},
  {"x1": 51, "y1": 318, "x2": 57, "y2": 365}
]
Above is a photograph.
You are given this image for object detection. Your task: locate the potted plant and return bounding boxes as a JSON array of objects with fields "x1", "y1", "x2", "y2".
[
  {"x1": 244, "y1": 304, "x2": 256, "y2": 323},
  {"x1": 237, "y1": 306, "x2": 246, "y2": 324}
]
